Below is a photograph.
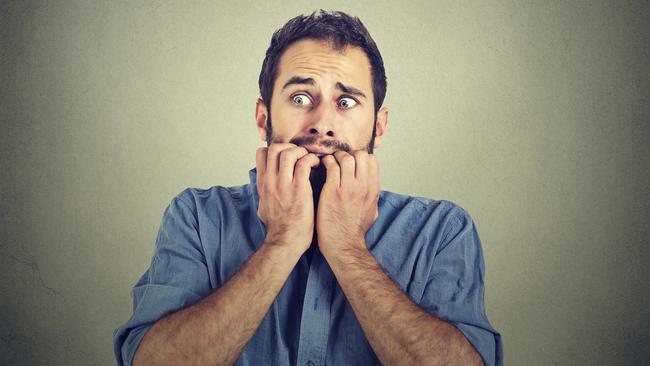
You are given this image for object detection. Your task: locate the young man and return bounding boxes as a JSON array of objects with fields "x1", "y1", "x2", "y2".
[{"x1": 114, "y1": 10, "x2": 502, "y2": 366}]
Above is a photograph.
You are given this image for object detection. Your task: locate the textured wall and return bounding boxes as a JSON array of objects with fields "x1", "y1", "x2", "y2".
[{"x1": 1, "y1": 1, "x2": 648, "y2": 365}]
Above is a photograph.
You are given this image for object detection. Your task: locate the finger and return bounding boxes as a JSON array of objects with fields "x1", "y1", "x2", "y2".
[
  {"x1": 352, "y1": 150, "x2": 369, "y2": 180},
  {"x1": 368, "y1": 154, "x2": 380, "y2": 197},
  {"x1": 322, "y1": 154, "x2": 341, "y2": 188},
  {"x1": 334, "y1": 151, "x2": 355, "y2": 187},
  {"x1": 255, "y1": 147, "x2": 268, "y2": 192},
  {"x1": 278, "y1": 146, "x2": 309, "y2": 184},
  {"x1": 266, "y1": 143, "x2": 297, "y2": 182},
  {"x1": 294, "y1": 153, "x2": 320, "y2": 185}
]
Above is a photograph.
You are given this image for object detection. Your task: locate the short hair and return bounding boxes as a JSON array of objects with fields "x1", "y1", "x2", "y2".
[{"x1": 258, "y1": 10, "x2": 387, "y2": 115}]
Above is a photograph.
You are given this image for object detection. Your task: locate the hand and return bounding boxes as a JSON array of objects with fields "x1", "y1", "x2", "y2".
[
  {"x1": 256, "y1": 144, "x2": 320, "y2": 254},
  {"x1": 316, "y1": 150, "x2": 380, "y2": 258}
]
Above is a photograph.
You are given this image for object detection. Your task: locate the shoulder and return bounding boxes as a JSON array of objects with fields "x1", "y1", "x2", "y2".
[
  {"x1": 166, "y1": 183, "x2": 254, "y2": 221},
  {"x1": 379, "y1": 190, "x2": 476, "y2": 242},
  {"x1": 380, "y1": 190, "x2": 472, "y2": 221},
  {"x1": 173, "y1": 183, "x2": 251, "y2": 208}
]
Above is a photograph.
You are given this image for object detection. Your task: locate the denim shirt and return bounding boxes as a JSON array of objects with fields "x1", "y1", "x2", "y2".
[{"x1": 113, "y1": 168, "x2": 503, "y2": 365}]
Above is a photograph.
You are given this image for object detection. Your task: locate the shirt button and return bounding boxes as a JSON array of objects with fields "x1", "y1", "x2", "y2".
[{"x1": 305, "y1": 362, "x2": 315, "y2": 366}]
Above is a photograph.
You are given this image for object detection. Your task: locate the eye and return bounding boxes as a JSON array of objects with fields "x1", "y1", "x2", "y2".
[
  {"x1": 291, "y1": 94, "x2": 312, "y2": 106},
  {"x1": 338, "y1": 97, "x2": 358, "y2": 109}
]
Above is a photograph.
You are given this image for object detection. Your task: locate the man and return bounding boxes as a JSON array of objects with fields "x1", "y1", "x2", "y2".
[{"x1": 114, "y1": 10, "x2": 502, "y2": 366}]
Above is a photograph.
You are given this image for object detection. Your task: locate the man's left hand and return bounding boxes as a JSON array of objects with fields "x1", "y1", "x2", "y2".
[{"x1": 316, "y1": 150, "x2": 380, "y2": 258}]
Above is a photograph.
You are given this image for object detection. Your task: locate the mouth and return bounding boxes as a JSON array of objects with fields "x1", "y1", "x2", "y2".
[{"x1": 303, "y1": 145, "x2": 335, "y2": 156}]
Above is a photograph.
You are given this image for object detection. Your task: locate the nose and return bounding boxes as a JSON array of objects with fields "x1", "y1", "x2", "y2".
[
  {"x1": 308, "y1": 126, "x2": 335, "y2": 138},
  {"x1": 305, "y1": 106, "x2": 336, "y2": 138}
]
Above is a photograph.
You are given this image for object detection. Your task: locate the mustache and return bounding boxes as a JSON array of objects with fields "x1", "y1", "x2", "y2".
[{"x1": 288, "y1": 135, "x2": 351, "y2": 152}]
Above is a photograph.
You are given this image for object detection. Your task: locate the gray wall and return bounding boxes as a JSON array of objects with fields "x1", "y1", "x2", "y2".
[{"x1": 1, "y1": 1, "x2": 648, "y2": 365}]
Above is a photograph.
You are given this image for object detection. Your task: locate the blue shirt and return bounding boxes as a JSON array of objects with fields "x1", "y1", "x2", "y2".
[{"x1": 113, "y1": 168, "x2": 503, "y2": 365}]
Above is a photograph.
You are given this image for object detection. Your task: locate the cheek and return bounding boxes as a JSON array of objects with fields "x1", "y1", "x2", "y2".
[
  {"x1": 344, "y1": 110, "x2": 375, "y2": 136},
  {"x1": 271, "y1": 108, "x2": 307, "y2": 137}
]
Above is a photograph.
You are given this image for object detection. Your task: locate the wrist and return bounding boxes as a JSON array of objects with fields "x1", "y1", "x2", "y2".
[
  {"x1": 262, "y1": 238, "x2": 307, "y2": 261},
  {"x1": 320, "y1": 236, "x2": 368, "y2": 265}
]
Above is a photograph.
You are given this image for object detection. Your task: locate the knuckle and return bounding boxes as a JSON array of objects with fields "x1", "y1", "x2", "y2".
[
  {"x1": 256, "y1": 148, "x2": 268, "y2": 161},
  {"x1": 356, "y1": 185, "x2": 368, "y2": 197},
  {"x1": 303, "y1": 153, "x2": 317, "y2": 163},
  {"x1": 341, "y1": 155, "x2": 354, "y2": 165},
  {"x1": 345, "y1": 189, "x2": 358, "y2": 201},
  {"x1": 262, "y1": 179, "x2": 273, "y2": 191},
  {"x1": 295, "y1": 158, "x2": 310, "y2": 168},
  {"x1": 323, "y1": 155, "x2": 335, "y2": 165},
  {"x1": 268, "y1": 144, "x2": 281, "y2": 154},
  {"x1": 279, "y1": 150, "x2": 295, "y2": 164},
  {"x1": 269, "y1": 143, "x2": 291, "y2": 156}
]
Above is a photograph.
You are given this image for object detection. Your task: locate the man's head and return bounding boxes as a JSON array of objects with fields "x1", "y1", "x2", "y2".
[{"x1": 255, "y1": 10, "x2": 388, "y2": 154}]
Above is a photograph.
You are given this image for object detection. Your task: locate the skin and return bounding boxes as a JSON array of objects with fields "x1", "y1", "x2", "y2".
[
  {"x1": 133, "y1": 38, "x2": 483, "y2": 366},
  {"x1": 255, "y1": 38, "x2": 388, "y2": 153}
]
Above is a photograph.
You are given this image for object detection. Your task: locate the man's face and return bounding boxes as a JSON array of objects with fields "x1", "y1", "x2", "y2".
[{"x1": 256, "y1": 39, "x2": 387, "y2": 156}]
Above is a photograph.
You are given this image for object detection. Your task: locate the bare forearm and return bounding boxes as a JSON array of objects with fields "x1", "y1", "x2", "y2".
[
  {"x1": 133, "y1": 242, "x2": 302, "y2": 366},
  {"x1": 325, "y1": 246, "x2": 484, "y2": 366}
]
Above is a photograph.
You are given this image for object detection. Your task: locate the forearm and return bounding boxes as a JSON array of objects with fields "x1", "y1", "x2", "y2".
[
  {"x1": 325, "y1": 246, "x2": 483, "y2": 366},
  {"x1": 133, "y1": 241, "x2": 302, "y2": 366}
]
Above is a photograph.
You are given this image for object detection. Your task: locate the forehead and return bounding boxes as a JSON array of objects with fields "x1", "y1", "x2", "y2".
[{"x1": 274, "y1": 39, "x2": 373, "y2": 94}]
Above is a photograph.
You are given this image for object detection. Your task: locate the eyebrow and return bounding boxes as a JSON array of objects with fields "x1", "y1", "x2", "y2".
[{"x1": 281, "y1": 76, "x2": 367, "y2": 99}]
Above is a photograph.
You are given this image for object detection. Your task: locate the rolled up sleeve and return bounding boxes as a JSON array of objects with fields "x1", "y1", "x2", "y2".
[
  {"x1": 113, "y1": 194, "x2": 212, "y2": 366},
  {"x1": 419, "y1": 207, "x2": 503, "y2": 366}
]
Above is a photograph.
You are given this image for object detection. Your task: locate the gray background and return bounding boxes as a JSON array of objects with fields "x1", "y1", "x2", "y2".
[{"x1": 1, "y1": 1, "x2": 648, "y2": 365}]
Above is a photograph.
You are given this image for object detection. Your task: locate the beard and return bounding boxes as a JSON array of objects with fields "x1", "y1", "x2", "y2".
[
  {"x1": 264, "y1": 113, "x2": 377, "y2": 154},
  {"x1": 264, "y1": 112, "x2": 377, "y2": 207}
]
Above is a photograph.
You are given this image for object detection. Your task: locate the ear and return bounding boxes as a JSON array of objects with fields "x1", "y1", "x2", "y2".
[
  {"x1": 372, "y1": 106, "x2": 389, "y2": 149},
  {"x1": 255, "y1": 98, "x2": 269, "y2": 142}
]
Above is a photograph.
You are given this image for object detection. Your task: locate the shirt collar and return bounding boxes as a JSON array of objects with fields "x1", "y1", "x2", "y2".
[
  {"x1": 249, "y1": 167, "x2": 257, "y2": 185},
  {"x1": 247, "y1": 168, "x2": 260, "y2": 207}
]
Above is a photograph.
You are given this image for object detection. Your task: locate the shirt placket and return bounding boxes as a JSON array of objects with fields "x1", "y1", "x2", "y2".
[{"x1": 296, "y1": 246, "x2": 335, "y2": 366}]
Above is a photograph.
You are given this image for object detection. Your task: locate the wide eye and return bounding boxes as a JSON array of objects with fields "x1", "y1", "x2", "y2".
[
  {"x1": 291, "y1": 94, "x2": 312, "y2": 106},
  {"x1": 338, "y1": 97, "x2": 358, "y2": 109}
]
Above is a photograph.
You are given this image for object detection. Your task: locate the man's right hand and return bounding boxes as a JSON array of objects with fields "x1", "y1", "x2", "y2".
[
  {"x1": 134, "y1": 145, "x2": 318, "y2": 366},
  {"x1": 256, "y1": 143, "x2": 320, "y2": 254}
]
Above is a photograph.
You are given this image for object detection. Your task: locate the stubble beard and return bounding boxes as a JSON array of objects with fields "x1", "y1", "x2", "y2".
[
  {"x1": 264, "y1": 113, "x2": 377, "y2": 193},
  {"x1": 265, "y1": 115, "x2": 377, "y2": 154}
]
